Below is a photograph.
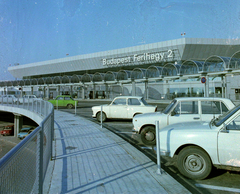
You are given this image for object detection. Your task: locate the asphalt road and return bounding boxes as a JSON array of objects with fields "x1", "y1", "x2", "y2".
[{"x1": 61, "y1": 100, "x2": 240, "y2": 194}]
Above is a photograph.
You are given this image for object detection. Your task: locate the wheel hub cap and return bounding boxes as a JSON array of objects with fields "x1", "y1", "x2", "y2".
[
  {"x1": 145, "y1": 132, "x2": 154, "y2": 141},
  {"x1": 185, "y1": 155, "x2": 204, "y2": 172}
]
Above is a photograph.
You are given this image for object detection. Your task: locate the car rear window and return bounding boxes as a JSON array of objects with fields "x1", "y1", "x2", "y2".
[
  {"x1": 128, "y1": 98, "x2": 141, "y2": 105},
  {"x1": 65, "y1": 97, "x2": 72, "y2": 100},
  {"x1": 201, "y1": 101, "x2": 229, "y2": 114}
]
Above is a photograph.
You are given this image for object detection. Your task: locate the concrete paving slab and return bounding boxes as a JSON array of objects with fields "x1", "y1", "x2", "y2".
[{"x1": 45, "y1": 110, "x2": 190, "y2": 194}]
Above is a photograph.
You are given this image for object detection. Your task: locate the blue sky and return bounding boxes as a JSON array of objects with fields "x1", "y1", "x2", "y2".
[{"x1": 0, "y1": 0, "x2": 240, "y2": 80}]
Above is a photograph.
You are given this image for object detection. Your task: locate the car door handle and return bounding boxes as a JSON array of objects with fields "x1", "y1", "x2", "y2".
[{"x1": 193, "y1": 117, "x2": 200, "y2": 120}]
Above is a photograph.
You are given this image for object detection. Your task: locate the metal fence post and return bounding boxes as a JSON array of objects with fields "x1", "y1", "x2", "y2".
[
  {"x1": 51, "y1": 108, "x2": 54, "y2": 160},
  {"x1": 39, "y1": 123, "x2": 44, "y2": 194},
  {"x1": 75, "y1": 101, "x2": 77, "y2": 115},
  {"x1": 56, "y1": 100, "x2": 58, "y2": 110},
  {"x1": 101, "y1": 105, "x2": 103, "y2": 128},
  {"x1": 155, "y1": 120, "x2": 162, "y2": 175}
]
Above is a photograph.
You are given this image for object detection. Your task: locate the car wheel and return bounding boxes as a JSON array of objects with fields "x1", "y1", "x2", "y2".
[
  {"x1": 141, "y1": 126, "x2": 156, "y2": 145},
  {"x1": 67, "y1": 104, "x2": 74, "y2": 109},
  {"x1": 97, "y1": 112, "x2": 107, "y2": 122},
  {"x1": 177, "y1": 146, "x2": 212, "y2": 180}
]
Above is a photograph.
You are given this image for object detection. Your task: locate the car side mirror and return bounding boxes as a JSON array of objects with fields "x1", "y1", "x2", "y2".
[
  {"x1": 171, "y1": 111, "x2": 176, "y2": 116},
  {"x1": 221, "y1": 123, "x2": 229, "y2": 133}
]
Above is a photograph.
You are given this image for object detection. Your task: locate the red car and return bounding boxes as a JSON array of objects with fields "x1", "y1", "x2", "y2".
[{"x1": 0, "y1": 125, "x2": 14, "y2": 136}]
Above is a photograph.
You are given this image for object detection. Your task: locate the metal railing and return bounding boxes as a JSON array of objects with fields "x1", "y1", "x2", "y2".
[{"x1": 0, "y1": 97, "x2": 54, "y2": 194}]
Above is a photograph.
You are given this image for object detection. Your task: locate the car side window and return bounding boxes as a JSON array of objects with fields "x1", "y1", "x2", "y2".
[
  {"x1": 56, "y1": 97, "x2": 64, "y2": 100},
  {"x1": 226, "y1": 115, "x2": 240, "y2": 130},
  {"x1": 112, "y1": 98, "x2": 126, "y2": 105},
  {"x1": 201, "y1": 101, "x2": 229, "y2": 114},
  {"x1": 128, "y1": 98, "x2": 141, "y2": 105},
  {"x1": 173, "y1": 101, "x2": 198, "y2": 114},
  {"x1": 202, "y1": 101, "x2": 221, "y2": 114},
  {"x1": 65, "y1": 97, "x2": 71, "y2": 100}
]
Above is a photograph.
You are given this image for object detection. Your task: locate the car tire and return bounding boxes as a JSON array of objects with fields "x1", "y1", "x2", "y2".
[
  {"x1": 177, "y1": 146, "x2": 212, "y2": 180},
  {"x1": 96, "y1": 112, "x2": 107, "y2": 122},
  {"x1": 67, "y1": 104, "x2": 74, "y2": 109},
  {"x1": 141, "y1": 126, "x2": 156, "y2": 145}
]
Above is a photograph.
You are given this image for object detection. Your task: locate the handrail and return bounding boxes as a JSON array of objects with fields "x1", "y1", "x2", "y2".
[{"x1": 0, "y1": 97, "x2": 54, "y2": 194}]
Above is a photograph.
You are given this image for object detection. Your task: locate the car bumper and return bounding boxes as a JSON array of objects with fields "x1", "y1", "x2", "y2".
[
  {"x1": 160, "y1": 149, "x2": 170, "y2": 156},
  {"x1": 132, "y1": 127, "x2": 140, "y2": 134}
]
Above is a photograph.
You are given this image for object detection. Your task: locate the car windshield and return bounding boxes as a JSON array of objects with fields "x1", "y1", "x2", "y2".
[
  {"x1": 213, "y1": 105, "x2": 240, "y2": 127},
  {"x1": 162, "y1": 100, "x2": 177, "y2": 114}
]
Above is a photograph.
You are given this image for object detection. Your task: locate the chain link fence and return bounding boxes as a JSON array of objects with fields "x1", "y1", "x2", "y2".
[{"x1": 0, "y1": 97, "x2": 54, "y2": 194}]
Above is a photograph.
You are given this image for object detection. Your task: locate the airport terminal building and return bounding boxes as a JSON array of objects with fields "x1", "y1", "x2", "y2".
[{"x1": 3, "y1": 38, "x2": 240, "y2": 101}]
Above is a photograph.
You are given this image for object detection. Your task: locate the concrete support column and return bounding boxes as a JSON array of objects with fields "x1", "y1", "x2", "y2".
[
  {"x1": 57, "y1": 86, "x2": 60, "y2": 96},
  {"x1": 14, "y1": 114, "x2": 23, "y2": 137},
  {"x1": 69, "y1": 85, "x2": 73, "y2": 96},
  {"x1": 93, "y1": 84, "x2": 96, "y2": 99},
  {"x1": 43, "y1": 86, "x2": 46, "y2": 99},
  {"x1": 20, "y1": 88, "x2": 23, "y2": 98},
  {"x1": 31, "y1": 86, "x2": 33, "y2": 95},
  {"x1": 82, "y1": 86, "x2": 85, "y2": 99},
  {"x1": 105, "y1": 84, "x2": 108, "y2": 99},
  {"x1": 144, "y1": 81, "x2": 148, "y2": 99},
  {"x1": 46, "y1": 85, "x2": 50, "y2": 99},
  {"x1": 132, "y1": 81, "x2": 136, "y2": 96},
  {"x1": 163, "y1": 80, "x2": 170, "y2": 99}
]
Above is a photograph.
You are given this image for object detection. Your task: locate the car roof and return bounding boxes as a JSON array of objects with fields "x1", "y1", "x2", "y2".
[
  {"x1": 174, "y1": 97, "x2": 231, "y2": 101},
  {"x1": 114, "y1": 96, "x2": 143, "y2": 99}
]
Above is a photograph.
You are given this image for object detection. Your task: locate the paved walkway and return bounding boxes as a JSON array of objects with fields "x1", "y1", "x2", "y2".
[{"x1": 45, "y1": 110, "x2": 190, "y2": 194}]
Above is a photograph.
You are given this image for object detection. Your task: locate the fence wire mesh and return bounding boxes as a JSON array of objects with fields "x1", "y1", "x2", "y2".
[{"x1": 0, "y1": 98, "x2": 54, "y2": 194}]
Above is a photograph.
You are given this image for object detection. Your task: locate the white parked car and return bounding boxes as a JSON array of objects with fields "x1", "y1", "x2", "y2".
[
  {"x1": 159, "y1": 104, "x2": 240, "y2": 180},
  {"x1": 132, "y1": 97, "x2": 235, "y2": 145},
  {"x1": 18, "y1": 95, "x2": 42, "y2": 103},
  {"x1": 0, "y1": 95, "x2": 18, "y2": 104},
  {"x1": 92, "y1": 96, "x2": 157, "y2": 122}
]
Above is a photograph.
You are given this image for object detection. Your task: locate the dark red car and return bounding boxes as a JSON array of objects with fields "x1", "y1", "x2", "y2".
[{"x1": 0, "y1": 125, "x2": 14, "y2": 136}]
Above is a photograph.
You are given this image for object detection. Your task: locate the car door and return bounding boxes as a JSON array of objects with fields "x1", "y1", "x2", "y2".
[
  {"x1": 127, "y1": 98, "x2": 142, "y2": 118},
  {"x1": 64, "y1": 96, "x2": 74, "y2": 106},
  {"x1": 218, "y1": 114, "x2": 240, "y2": 167},
  {"x1": 109, "y1": 98, "x2": 128, "y2": 118},
  {"x1": 168, "y1": 100, "x2": 200, "y2": 125},
  {"x1": 201, "y1": 100, "x2": 229, "y2": 122},
  {"x1": 56, "y1": 96, "x2": 64, "y2": 107}
]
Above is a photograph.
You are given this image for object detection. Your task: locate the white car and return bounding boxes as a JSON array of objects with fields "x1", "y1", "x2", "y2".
[
  {"x1": 159, "y1": 104, "x2": 240, "y2": 180},
  {"x1": 92, "y1": 96, "x2": 157, "y2": 122},
  {"x1": 18, "y1": 95, "x2": 42, "y2": 103},
  {"x1": 0, "y1": 95, "x2": 18, "y2": 104},
  {"x1": 132, "y1": 97, "x2": 235, "y2": 145}
]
